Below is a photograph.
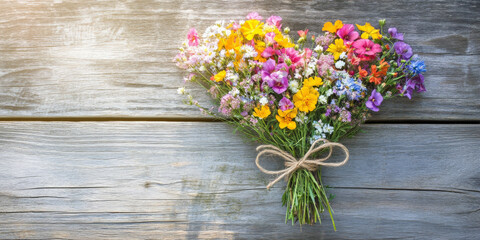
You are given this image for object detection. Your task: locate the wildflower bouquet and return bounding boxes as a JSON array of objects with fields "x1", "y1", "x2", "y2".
[{"x1": 174, "y1": 12, "x2": 426, "y2": 229}]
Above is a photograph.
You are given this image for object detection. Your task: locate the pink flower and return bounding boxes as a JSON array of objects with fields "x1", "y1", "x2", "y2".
[
  {"x1": 231, "y1": 22, "x2": 241, "y2": 31},
  {"x1": 187, "y1": 28, "x2": 199, "y2": 46},
  {"x1": 246, "y1": 12, "x2": 263, "y2": 20},
  {"x1": 261, "y1": 47, "x2": 276, "y2": 58},
  {"x1": 277, "y1": 48, "x2": 302, "y2": 70},
  {"x1": 352, "y1": 39, "x2": 381, "y2": 57},
  {"x1": 266, "y1": 15, "x2": 282, "y2": 29},
  {"x1": 297, "y1": 29, "x2": 308, "y2": 38},
  {"x1": 264, "y1": 32, "x2": 276, "y2": 45},
  {"x1": 336, "y1": 24, "x2": 359, "y2": 44}
]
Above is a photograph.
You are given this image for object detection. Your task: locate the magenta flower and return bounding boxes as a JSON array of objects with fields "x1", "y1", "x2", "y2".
[
  {"x1": 187, "y1": 28, "x2": 199, "y2": 46},
  {"x1": 261, "y1": 47, "x2": 276, "y2": 58},
  {"x1": 352, "y1": 39, "x2": 382, "y2": 57},
  {"x1": 279, "y1": 97, "x2": 294, "y2": 111},
  {"x1": 266, "y1": 15, "x2": 282, "y2": 29},
  {"x1": 366, "y1": 89, "x2": 383, "y2": 112},
  {"x1": 336, "y1": 24, "x2": 359, "y2": 44},
  {"x1": 277, "y1": 47, "x2": 302, "y2": 70},
  {"x1": 246, "y1": 12, "x2": 262, "y2": 20},
  {"x1": 261, "y1": 59, "x2": 289, "y2": 94},
  {"x1": 268, "y1": 71, "x2": 288, "y2": 94}
]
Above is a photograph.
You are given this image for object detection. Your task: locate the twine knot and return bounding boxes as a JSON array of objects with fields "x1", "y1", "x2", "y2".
[{"x1": 255, "y1": 139, "x2": 349, "y2": 189}]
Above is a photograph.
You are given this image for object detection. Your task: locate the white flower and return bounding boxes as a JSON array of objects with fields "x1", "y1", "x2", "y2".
[
  {"x1": 294, "y1": 72, "x2": 302, "y2": 79},
  {"x1": 325, "y1": 89, "x2": 333, "y2": 97},
  {"x1": 335, "y1": 60, "x2": 345, "y2": 69},
  {"x1": 323, "y1": 124, "x2": 334, "y2": 134},
  {"x1": 314, "y1": 45, "x2": 323, "y2": 52},
  {"x1": 229, "y1": 87, "x2": 240, "y2": 97},
  {"x1": 339, "y1": 52, "x2": 347, "y2": 59},
  {"x1": 289, "y1": 80, "x2": 299, "y2": 93},
  {"x1": 259, "y1": 96, "x2": 268, "y2": 105},
  {"x1": 305, "y1": 68, "x2": 314, "y2": 77},
  {"x1": 318, "y1": 95, "x2": 327, "y2": 104},
  {"x1": 177, "y1": 87, "x2": 186, "y2": 95},
  {"x1": 198, "y1": 65, "x2": 206, "y2": 72},
  {"x1": 241, "y1": 45, "x2": 258, "y2": 59}
]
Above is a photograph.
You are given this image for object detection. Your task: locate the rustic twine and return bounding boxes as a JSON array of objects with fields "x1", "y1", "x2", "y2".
[{"x1": 255, "y1": 138, "x2": 349, "y2": 189}]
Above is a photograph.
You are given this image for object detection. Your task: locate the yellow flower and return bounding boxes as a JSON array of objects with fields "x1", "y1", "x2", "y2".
[
  {"x1": 254, "y1": 39, "x2": 267, "y2": 62},
  {"x1": 356, "y1": 22, "x2": 382, "y2": 40},
  {"x1": 240, "y1": 19, "x2": 264, "y2": 41},
  {"x1": 274, "y1": 33, "x2": 295, "y2": 48},
  {"x1": 293, "y1": 86, "x2": 319, "y2": 112},
  {"x1": 253, "y1": 105, "x2": 271, "y2": 119},
  {"x1": 327, "y1": 38, "x2": 347, "y2": 60},
  {"x1": 303, "y1": 76, "x2": 323, "y2": 88},
  {"x1": 213, "y1": 70, "x2": 226, "y2": 82},
  {"x1": 322, "y1": 20, "x2": 343, "y2": 33},
  {"x1": 276, "y1": 108, "x2": 297, "y2": 130}
]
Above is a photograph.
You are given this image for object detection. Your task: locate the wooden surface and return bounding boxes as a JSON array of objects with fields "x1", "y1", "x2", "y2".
[
  {"x1": 0, "y1": 0, "x2": 478, "y2": 120},
  {"x1": 0, "y1": 0, "x2": 479, "y2": 239},
  {"x1": 1, "y1": 122, "x2": 479, "y2": 239}
]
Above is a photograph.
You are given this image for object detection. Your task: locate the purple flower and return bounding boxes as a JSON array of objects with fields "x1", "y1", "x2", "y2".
[
  {"x1": 397, "y1": 74, "x2": 426, "y2": 99},
  {"x1": 325, "y1": 108, "x2": 332, "y2": 117},
  {"x1": 394, "y1": 41, "x2": 413, "y2": 60},
  {"x1": 336, "y1": 24, "x2": 359, "y2": 44},
  {"x1": 278, "y1": 97, "x2": 294, "y2": 111},
  {"x1": 268, "y1": 71, "x2": 288, "y2": 94},
  {"x1": 366, "y1": 89, "x2": 383, "y2": 112},
  {"x1": 388, "y1": 28, "x2": 404, "y2": 41}
]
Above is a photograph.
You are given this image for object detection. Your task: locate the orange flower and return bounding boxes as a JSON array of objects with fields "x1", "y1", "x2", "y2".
[
  {"x1": 276, "y1": 108, "x2": 297, "y2": 130},
  {"x1": 358, "y1": 66, "x2": 368, "y2": 79},
  {"x1": 369, "y1": 65, "x2": 382, "y2": 85},
  {"x1": 293, "y1": 86, "x2": 319, "y2": 112},
  {"x1": 253, "y1": 105, "x2": 271, "y2": 119},
  {"x1": 322, "y1": 20, "x2": 343, "y2": 33},
  {"x1": 368, "y1": 59, "x2": 390, "y2": 85}
]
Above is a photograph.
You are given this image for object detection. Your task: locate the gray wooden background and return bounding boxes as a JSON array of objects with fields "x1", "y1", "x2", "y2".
[{"x1": 0, "y1": 0, "x2": 479, "y2": 239}]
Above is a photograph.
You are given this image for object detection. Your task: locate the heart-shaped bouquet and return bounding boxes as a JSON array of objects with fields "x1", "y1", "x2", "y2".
[{"x1": 174, "y1": 12, "x2": 426, "y2": 229}]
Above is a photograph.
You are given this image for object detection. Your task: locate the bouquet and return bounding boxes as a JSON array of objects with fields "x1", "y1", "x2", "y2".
[{"x1": 174, "y1": 12, "x2": 426, "y2": 229}]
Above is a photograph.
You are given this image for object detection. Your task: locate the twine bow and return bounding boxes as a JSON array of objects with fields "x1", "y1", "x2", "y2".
[{"x1": 255, "y1": 138, "x2": 349, "y2": 189}]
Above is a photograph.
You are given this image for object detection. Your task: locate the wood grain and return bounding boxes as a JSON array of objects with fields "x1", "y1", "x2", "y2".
[
  {"x1": 0, "y1": 0, "x2": 478, "y2": 120},
  {"x1": 0, "y1": 122, "x2": 478, "y2": 239}
]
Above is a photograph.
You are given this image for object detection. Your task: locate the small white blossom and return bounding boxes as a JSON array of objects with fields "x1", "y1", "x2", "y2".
[
  {"x1": 294, "y1": 71, "x2": 302, "y2": 79},
  {"x1": 314, "y1": 45, "x2": 323, "y2": 52},
  {"x1": 335, "y1": 60, "x2": 345, "y2": 69},
  {"x1": 198, "y1": 65, "x2": 206, "y2": 72},
  {"x1": 325, "y1": 89, "x2": 333, "y2": 97},
  {"x1": 229, "y1": 87, "x2": 240, "y2": 97},
  {"x1": 310, "y1": 120, "x2": 334, "y2": 144},
  {"x1": 339, "y1": 52, "x2": 347, "y2": 59},
  {"x1": 241, "y1": 45, "x2": 258, "y2": 59},
  {"x1": 318, "y1": 95, "x2": 327, "y2": 104},
  {"x1": 177, "y1": 87, "x2": 186, "y2": 95},
  {"x1": 305, "y1": 67, "x2": 314, "y2": 77},
  {"x1": 259, "y1": 96, "x2": 268, "y2": 105},
  {"x1": 289, "y1": 80, "x2": 299, "y2": 93}
]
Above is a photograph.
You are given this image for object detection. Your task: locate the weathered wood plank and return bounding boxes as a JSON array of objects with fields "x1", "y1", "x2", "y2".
[
  {"x1": 0, "y1": 122, "x2": 478, "y2": 239},
  {"x1": 0, "y1": 0, "x2": 478, "y2": 120}
]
